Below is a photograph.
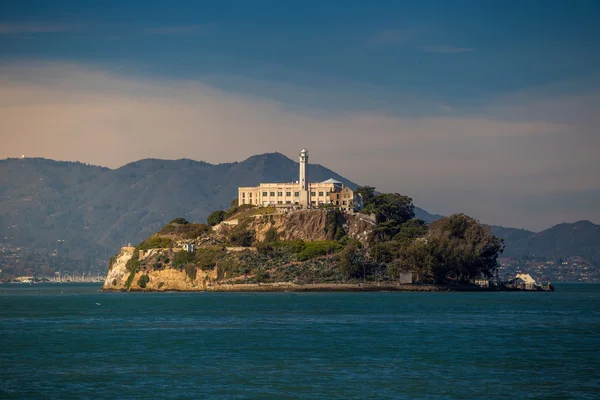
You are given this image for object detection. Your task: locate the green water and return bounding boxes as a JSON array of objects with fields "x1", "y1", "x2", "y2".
[{"x1": 1, "y1": 284, "x2": 598, "y2": 399}]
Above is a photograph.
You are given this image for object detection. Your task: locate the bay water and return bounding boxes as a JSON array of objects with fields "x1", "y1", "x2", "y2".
[{"x1": 1, "y1": 284, "x2": 598, "y2": 399}]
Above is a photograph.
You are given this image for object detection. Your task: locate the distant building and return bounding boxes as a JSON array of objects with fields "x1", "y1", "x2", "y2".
[
  {"x1": 182, "y1": 243, "x2": 195, "y2": 252},
  {"x1": 238, "y1": 149, "x2": 362, "y2": 211}
]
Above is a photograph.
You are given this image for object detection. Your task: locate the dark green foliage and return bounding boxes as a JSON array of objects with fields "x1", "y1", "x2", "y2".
[
  {"x1": 184, "y1": 264, "x2": 197, "y2": 281},
  {"x1": 265, "y1": 227, "x2": 278, "y2": 243},
  {"x1": 207, "y1": 210, "x2": 226, "y2": 226},
  {"x1": 125, "y1": 250, "x2": 140, "y2": 272},
  {"x1": 108, "y1": 255, "x2": 117, "y2": 270},
  {"x1": 111, "y1": 278, "x2": 117, "y2": 286},
  {"x1": 196, "y1": 248, "x2": 226, "y2": 270},
  {"x1": 324, "y1": 209, "x2": 346, "y2": 241},
  {"x1": 364, "y1": 193, "x2": 415, "y2": 225},
  {"x1": 169, "y1": 217, "x2": 189, "y2": 225},
  {"x1": 137, "y1": 274, "x2": 150, "y2": 288},
  {"x1": 370, "y1": 242, "x2": 396, "y2": 264},
  {"x1": 356, "y1": 186, "x2": 376, "y2": 206},
  {"x1": 396, "y1": 214, "x2": 504, "y2": 283},
  {"x1": 393, "y1": 219, "x2": 427, "y2": 243},
  {"x1": 256, "y1": 242, "x2": 274, "y2": 254},
  {"x1": 338, "y1": 240, "x2": 365, "y2": 279},
  {"x1": 138, "y1": 236, "x2": 173, "y2": 250},
  {"x1": 217, "y1": 258, "x2": 250, "y2": 280},
  {"x1": 230, "y1": 199, "x2": 239, "y2": 208},
  {"x1": 173, "y1": 250, "x2": 196, "y2": 267},
  {"x1": 296, "y1": 241, "x2": 342, "y2": 261},
  {"x1": 253, "y1": 269, "x2": 270, "y2": 282},
  {"x1": 230, "y1": 229, "x2": 255, "y2": 247}
]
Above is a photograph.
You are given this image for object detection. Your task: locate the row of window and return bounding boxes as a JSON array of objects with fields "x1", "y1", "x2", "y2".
[{"x1": 242, "y1": 191, "x2": 332, "y2": 198}]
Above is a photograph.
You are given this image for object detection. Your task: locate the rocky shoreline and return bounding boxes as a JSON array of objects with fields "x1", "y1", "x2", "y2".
[{"x1": 101, "y1": 282, "x2": 545, "y2": 292}]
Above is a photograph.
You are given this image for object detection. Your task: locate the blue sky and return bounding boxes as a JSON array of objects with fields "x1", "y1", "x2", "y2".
[{"x1": 1, "y1": 1, "x2": 599, "y2": 230}]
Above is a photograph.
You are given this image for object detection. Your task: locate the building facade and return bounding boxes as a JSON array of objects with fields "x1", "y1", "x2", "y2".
[{"x1": 238, "y1": 149, "x2": 362, "y2": 212}]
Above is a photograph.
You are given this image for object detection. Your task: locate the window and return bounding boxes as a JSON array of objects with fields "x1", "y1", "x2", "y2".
[
  {"x1": 286, "y1": 200, "x2": 291, "y2": 204},
  {"x1": 277, "y1": 201, "x2": 283, "y2": 204},
  {"x1": 310, "y1": 192, "x2": 316, "y2": 196},
  {"x1": 311, "y1": 201, "x2": 316, "y2": 205},
  {"x1": 342, "y1": 201, "x2": 347, "y2": 205},
  {"x1": 286, "y1": 192, "x2": 291, "y2": 196},
  {"x1": 263, "y1": 192, "x2": 268, "y2": 197},
  {"x1": 318, "y1": 191, "x2": 324, "y2": 196},
  {"x1": 270, "y1": 192, "x2": 275, "y2": 196},
  {"x1": 336, "y1": 194, "x2": 340, "y2": 199},
  {"x1": 249, "y1": 192, "x2": 252, "y2": 198},
  {"x1": 242, "y1": 192, "x2": 245, "y2": 198},
  {"x1": 277, "y1": 191, "x2": 283, "y2": 196},
  {"x1": 242, "y1": 199, "x2": 246, "y2": 204},
  {"x1": 294, "y1": 192, "x2": 300, "y2": 197}
]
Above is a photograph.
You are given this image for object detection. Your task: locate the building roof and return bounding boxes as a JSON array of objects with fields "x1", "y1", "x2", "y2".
[{"x1": 321, "y1": 178, "x2": 342, "y2": 184}]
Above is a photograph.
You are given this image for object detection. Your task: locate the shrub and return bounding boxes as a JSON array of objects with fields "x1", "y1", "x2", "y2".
[
  {"x1": 230, "y1": 229, "x2": 255, "y2": 247},
  {"x1": 138, "y1": 236, "x2": 173, "y2": 250},
  {"x1": 207, "y1": 210, "x2": 226, "y2": 226},
  {"x1": 137, "y1": 274, "x2": 150, "y2": 288},
  {"x1": 184, "y1": 264, "x2": 197, "y2": 281},
  {"x1": 256, "y1": 242, "x2": 274, "y2": 255},
  {"x1": 265, "y1": 227, "x2": 278, "y2": 243},
  {"x1": 297, "y1": 241, "x2": 342, "y2": 261},
  {"x1": 253, "y1": 269, "x2": 270, "y2": 283},
  {"x1": 173, "y1": 250, "x2": 196, "y2": 267},
  {"x1": 197, "y1": 248, "x2": 225, "y2": 270},
  {"x1": 217, "y1": 258, "x2": 249, "y2": 280},
  {"x1": 169, "y1": 217, "x2": 190, "y2": 225}
]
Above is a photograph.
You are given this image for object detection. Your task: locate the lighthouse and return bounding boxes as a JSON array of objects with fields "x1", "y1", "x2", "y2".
[{"x1": 299, "y1": 149, "x2": 309, "y2": 206}]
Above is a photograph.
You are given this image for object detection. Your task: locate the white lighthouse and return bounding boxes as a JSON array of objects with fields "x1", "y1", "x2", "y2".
[{"x1": 299, "y1": 149, "x2": 309, "y2": 206}]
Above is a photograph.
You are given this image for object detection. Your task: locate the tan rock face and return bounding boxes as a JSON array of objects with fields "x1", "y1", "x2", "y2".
[
  {"x1": 129, "y1": 267, "x2": 218, "y2": 291},
  {"x1": 102, "y1": 246, "x2": 135, "y2": 290}
]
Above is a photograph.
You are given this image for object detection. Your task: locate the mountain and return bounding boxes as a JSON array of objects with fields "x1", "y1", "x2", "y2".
[
  {"x1": 1, "y1": 154, "x2": 599, "y2": 279},
  {"x1": 499, "y1": 220, "x2": 600, "y2": 265}
]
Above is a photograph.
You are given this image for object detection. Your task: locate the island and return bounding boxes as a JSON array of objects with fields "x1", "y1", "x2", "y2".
[{"x1": 102, "y1": 149, "x2": 552, "y2": 292}]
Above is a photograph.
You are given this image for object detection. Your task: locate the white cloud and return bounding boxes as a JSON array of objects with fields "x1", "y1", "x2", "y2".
[{"x1": 0, "y1": 62, "x2": 597, "y2": 230}]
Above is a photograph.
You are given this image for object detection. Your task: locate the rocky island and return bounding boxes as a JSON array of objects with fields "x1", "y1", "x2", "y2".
[{"x1": 102, "y1": 193, "x2": 525, "y2": 292}]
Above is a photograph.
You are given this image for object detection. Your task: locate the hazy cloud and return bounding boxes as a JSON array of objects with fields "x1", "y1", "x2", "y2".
[{"x1": 0, "y1": 62, "x2": 598, "y2": 230}]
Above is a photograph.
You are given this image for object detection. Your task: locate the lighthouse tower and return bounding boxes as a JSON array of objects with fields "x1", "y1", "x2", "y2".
[{"x1": 299, "y1": 149, "x2": 309, "y2": 206}]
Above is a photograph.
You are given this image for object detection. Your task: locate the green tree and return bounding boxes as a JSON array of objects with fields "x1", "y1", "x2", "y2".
[
  {"x1": 356, "y1": 186, "x2": 376, "y2": 206},
  {"x1": 207, "y1": 210, "x2": 226, "y2": 226},
  {"x1": 364, "y1": 193, "x2": 415, "y2": 224},
  {"x1": 137, "y1": 274, "x2": 150, "y2": 288},
  {"x1": 396, "y1": 214, "x2": 504, "y2": 283},
  {"x1": 339, "y1": 240, "x2": 364, "y2": 279}
]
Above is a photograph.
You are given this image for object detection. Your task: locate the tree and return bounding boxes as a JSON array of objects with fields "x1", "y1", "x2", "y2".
[
  {"x1": 364, "y1": 193, "x2": 414, "y2": 224},
  {"x1": 207, "y1": 210, "x2": 226, "y2": 226},
  {"x1": 414, "y1": 214, "x2": 504, "y2": 282},
  {"x1": 393, "y1": 219, "x2": 427, "y2": 243},
  {"x1": 339, "y1": 240, "x2": 364, "y2": 280},
  {"x1": 356, "y1": 186, "x2": 376, "y2": 206},
  {"x1": 230, "y1": 198, "x2": 239, "y2": 208}
]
